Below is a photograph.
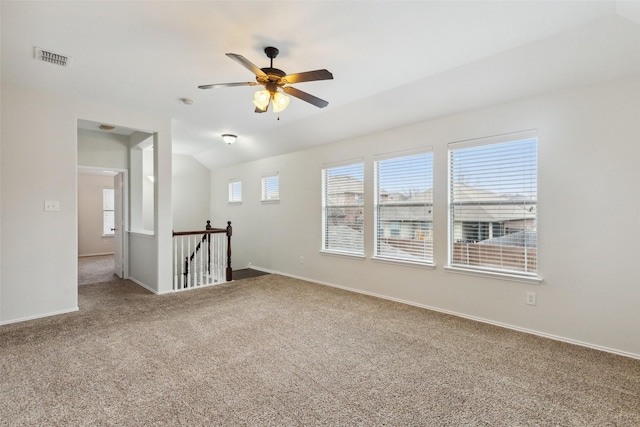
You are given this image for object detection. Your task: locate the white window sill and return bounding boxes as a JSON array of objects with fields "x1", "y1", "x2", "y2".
[
  {"x1": 261, "y1": 199, "x2": 280, "y2": 204},
  {"x1": 445, "y1": 265, "x2": 542, "y2": 284},
  {"x1": 319, "y1": 250, "x2": 365, "y2": 260},
  {"x1": 228, "y1": 201, "x2": 242, "y2": 205},
  {"x1": 372, "y1": 256, "x2": 435, "y2": 269}
]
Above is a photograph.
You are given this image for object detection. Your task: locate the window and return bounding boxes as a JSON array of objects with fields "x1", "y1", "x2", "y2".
[
  {"x1": 321, "y1": 161, "x2": 364, "y2": 256},
  {"x1": 228, "y1": 180, "x2": 242, "y2": 203},
  {"x1": 448, "y1": 131, "x2": 537, "y2": 276},
  {"x1": 103, "y1": 188, "x2": 115, "y2": 236},
  {"x1": 261, "y1": 173, "x2": 279, "y2": 201},
  {"x1": 374, "y1": 149, "x2": 434, "y2": 264}
]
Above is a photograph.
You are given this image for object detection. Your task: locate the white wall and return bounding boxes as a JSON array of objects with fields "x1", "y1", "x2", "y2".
[
  {"x1": 211, "y1": 73, "x2": 640, "y2": 358},
  {"x1": 77, "y1": 173, "x2": 115, "y2": 256},
  {"x1": 173, "y1": 154, "x2": 211, "y2": 231},
  {"x1": 0, "y1": 83, "x2": 173, "y2": 324}
]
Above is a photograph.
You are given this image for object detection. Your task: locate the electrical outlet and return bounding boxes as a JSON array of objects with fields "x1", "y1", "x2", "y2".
[
  {"x1": 44, "y1": 201, "x2": 60, "y2": 212},
  {"x1": 299, "y1": 256, "x2": 304, "y2": 264},
  {"x1": 526, "y1": 292, "x2": 536, "y2": 306}
]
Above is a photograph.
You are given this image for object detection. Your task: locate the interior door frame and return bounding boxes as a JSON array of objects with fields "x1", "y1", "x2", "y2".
[{"x1": 77, "y1": 166, "x2": 129, "y2": 279}]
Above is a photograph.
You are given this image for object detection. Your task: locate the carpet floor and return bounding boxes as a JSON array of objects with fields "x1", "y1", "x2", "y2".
[
  {"x1": 78, "y1": 254, "x2": 118, "y2": 286},
  {"x1": 1, "y1": 275, "x2": 638, "y2": 426}
]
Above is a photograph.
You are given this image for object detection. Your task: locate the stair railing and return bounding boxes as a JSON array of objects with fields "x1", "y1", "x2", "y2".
[{"x1": 172, "y1": 221, "x2": 232, "y2": 290}]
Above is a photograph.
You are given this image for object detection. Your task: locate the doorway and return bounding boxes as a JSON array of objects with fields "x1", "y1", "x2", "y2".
[{"x1": 77, "y1": 167, "x2": 128, "y2": 285}]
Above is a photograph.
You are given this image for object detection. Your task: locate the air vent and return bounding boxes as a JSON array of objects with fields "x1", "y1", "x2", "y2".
[{"x1": 34, "y1": 47, "x2": 72, "y2": 67}]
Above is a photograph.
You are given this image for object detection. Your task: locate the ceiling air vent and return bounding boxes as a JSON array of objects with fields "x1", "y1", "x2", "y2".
[{"x1": 34, "y1": 47, "x2": 72, "y2": 67}]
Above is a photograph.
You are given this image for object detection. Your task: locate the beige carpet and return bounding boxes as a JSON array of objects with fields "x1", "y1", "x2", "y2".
[
  {"x1": 78, "y1": 254, "x2": 118, "y2": 286},
  {"x1": 1, "y1": 275, "x2": 638, "y2": 426}
]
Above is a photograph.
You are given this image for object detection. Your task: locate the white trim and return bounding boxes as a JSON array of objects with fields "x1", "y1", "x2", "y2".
[
  {"x1": 373, "y1": 146, "x2": 433, "y2": 162},
  {"x1": 321, "y1": 157, "x2": 364, "y2": 169},
  {"x1": 128, "y1": 230, "x2": 154, "y2": 238},
  {"x1": 371, "y1": 256, "x2": 435, "y2": 269},
  {"x1": 260, "y1": 199, "x2": 280, "y2": 205},
  {"x1": 248, "y1": 266, "x2": 638, "y2": 361},
  {"x1": 445, "y1": 265, "x2": 542, "y2": 284},
  {"x1": 78, "y1": 252, "x2": 115, "y2": 257},
  {"x1": 128, "y1": 277, "x2": 172, "y2": 295},
  {"x1": 172, "y1": 280, "x2": 228, "y2": 292},
  {"x1": 447, "y1": 129, "x2": 537, "y2": 150},
  {"x1": 0, "y1": 307, "x2": 79, "y2": 325},
  {"x1": 319, "y1": 249, "x2": 366, "y2": 260}
]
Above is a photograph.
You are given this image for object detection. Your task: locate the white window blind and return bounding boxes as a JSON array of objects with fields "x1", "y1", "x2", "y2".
[
  {"x1": 374, "y1": 150, "x2": 433, "y2": 264},
  {"x1": 322, "y1": 161, "x2": 364, "y2": 255},
  {"x1": 448, "y1": 132, "x2": 537, "y2": 275},
  {"x1": 261, "y1": 173, "x2": 279, "y2": 201},
  {"x1": 103, "y1": 188, "x2": 115, "y2": 235},
  {"x1": 228, "y1": 180, "x2": 242, "y2": 203}
]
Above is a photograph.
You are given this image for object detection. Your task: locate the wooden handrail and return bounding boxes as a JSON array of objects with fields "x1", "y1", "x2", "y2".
[{"x1": 173, "y1": 220, "x2": 228, "y2": 236}]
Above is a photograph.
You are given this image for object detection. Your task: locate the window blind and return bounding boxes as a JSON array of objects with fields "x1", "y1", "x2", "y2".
[
  {"x1": 448, "y1": 134, "x2": 537, "y2": 275},
  {"x1": 374, "y1": 150, "x2": 433, "y2": 264},
  {"x1": 261, "y1": 173, "x2": 279, "y2": 201},
  {"x1": 322, "y1": 161, "x2": 364, "y2": 255},
  {"x1": 228, "y1": 180, "x2": 242, "y2": 203}
]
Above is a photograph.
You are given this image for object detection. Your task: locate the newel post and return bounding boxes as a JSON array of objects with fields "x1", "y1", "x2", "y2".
[{"x1": 226, "y1": 221, "x2": 233, "y2": 282}]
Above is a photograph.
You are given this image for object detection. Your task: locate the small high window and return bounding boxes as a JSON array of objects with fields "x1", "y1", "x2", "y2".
[
  {"x1": 228, "y1": 180, "x2": 242, "y2": 203},
  {"x1": 261, "y1": 173, "x2": 280, "y2": 201}
]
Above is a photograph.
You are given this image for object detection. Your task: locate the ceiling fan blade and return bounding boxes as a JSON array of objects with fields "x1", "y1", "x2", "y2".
[
  {"x1": 255, "y1": 106, "x2": 267, "y2": 113},
  {"x1": 198, "y1": 82, "x2": 258, "y2": 89},
  {"x1": 283, "y1": 86, "x2": 329, "y2": 108},
  {"x1": 281, "y1": 69, "x2": 333, "y2": 85},
  {"x1": 226, "y1": 53, "x2": 267, "y2": 77}
]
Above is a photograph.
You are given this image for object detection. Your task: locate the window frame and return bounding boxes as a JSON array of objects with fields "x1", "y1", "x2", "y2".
[
  {"x1": 373, "y1": 148, "x2": 435, "y2": 267},
  {"x1": 228, "y1": 179, "x2": 242, "y2": 204},
  {"x1": 446, "y1": 130, "x2": 541, "y2": 283},
  {"x1": 261, "y1": 172, "x2": 280, "y2": 203},
  {"x1": 102, "y1": 187, "x2": 115, "y2": 237},
  {"x1": 321, "y1": 159, "x2": 365, "y2": 258}
]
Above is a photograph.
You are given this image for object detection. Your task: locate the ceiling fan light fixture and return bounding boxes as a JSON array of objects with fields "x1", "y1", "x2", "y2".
[
  {"x1": 221, "y1": 134, "x2": 237, "y2": 145},
  {"x1": 272, "y1": 92, "x2": 290, "y2": 113},
  {"x1": 253, "y1": 89, "x2": 270, "y2": 110}
]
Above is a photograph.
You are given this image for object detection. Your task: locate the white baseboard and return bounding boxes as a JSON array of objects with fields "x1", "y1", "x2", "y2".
[
  {"x1": 251, "y1": 266, "x2": 640, "y2": 360},
  {"x1": 0, "y1": 306, "x2": 79, "y2": 326},
  {"x1": 127, "y1": 277, "x2": 166, "y2": 295}
]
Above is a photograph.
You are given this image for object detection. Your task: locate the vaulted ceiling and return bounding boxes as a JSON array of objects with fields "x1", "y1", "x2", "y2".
[{"x1": 3, "y1": 1, "x2": 639, "y2": 170}]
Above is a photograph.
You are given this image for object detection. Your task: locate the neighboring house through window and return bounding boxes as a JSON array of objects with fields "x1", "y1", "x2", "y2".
[
  {"x1": 321, "y1": 160, "x2": 364, "y2": 256},
  {"x1": 374, "y1": 149, "x2": 434, "y2": 264},
  {"x1": 448, "y1": 131, "x2": 537, "y2": 276}
]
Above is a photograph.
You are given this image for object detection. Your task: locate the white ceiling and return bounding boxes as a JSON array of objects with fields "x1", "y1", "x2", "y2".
[{"x1": 3, "y1": 1, "x2": 640, "y2": 170}]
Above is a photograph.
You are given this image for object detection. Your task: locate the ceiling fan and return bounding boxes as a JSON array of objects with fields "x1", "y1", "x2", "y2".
[{"x1": 198, "y1": 47, "x2": 333, "y2": 114}]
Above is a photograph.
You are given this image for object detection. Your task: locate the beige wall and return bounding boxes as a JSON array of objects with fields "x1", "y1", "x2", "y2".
[{"x1": 211, "y1": 73, "x2": 640, "y2": 358}]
